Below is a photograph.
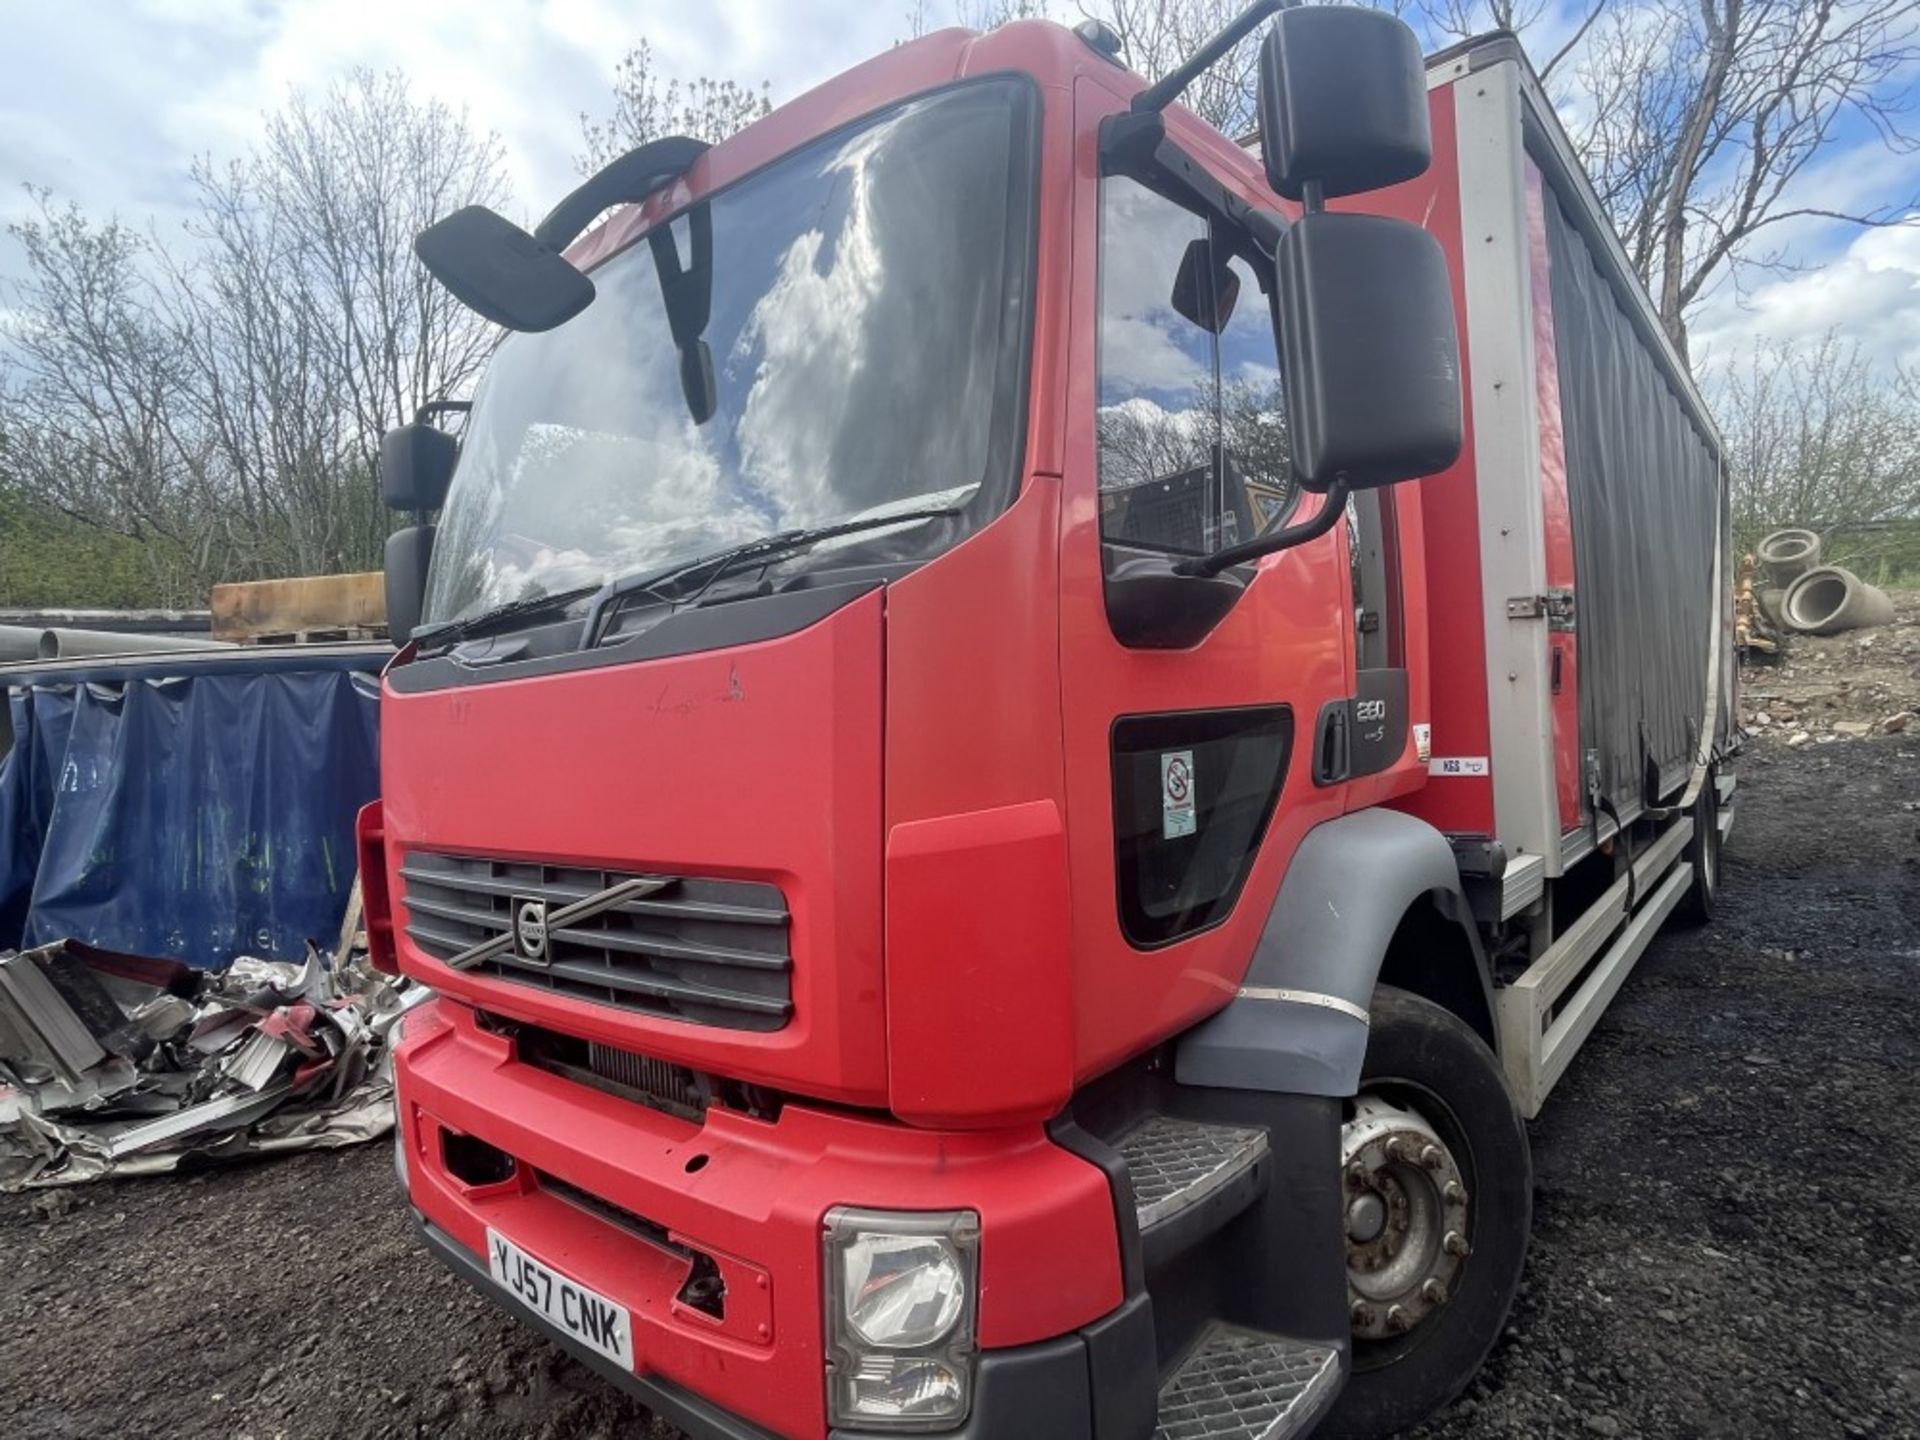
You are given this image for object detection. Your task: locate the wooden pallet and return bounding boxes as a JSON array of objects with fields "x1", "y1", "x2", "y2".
[{"x1": 211, "y1": 573, "x2": 386, "y2": 644}]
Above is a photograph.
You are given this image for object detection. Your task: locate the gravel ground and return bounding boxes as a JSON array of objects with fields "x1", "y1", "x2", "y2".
[{"x1": 2, "y1": 732, "x2": 1916, "y2": 1440}]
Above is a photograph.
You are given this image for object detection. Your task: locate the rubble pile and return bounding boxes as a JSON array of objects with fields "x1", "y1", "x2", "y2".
[
  {"x1": 0, "y1": 939, "x2": 421, "y2": 1189},
  {"x1": 1741, "y1": 587, "x2": 1920, "y2": 748}
]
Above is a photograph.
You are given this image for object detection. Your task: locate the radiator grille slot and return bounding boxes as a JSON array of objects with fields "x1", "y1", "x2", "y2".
[{"x1": 400, "y1": 852, "x2": 791, "y2": 1032}]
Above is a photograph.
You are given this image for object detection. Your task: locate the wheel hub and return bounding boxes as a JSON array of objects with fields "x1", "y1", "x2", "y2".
[{"x1": 1340, "y1": 1094, "x2": 1470, "y2": 1340}]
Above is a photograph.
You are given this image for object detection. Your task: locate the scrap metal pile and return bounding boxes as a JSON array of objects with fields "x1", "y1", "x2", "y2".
[{"x1": 0, "y1": 938, "x2": 419, "y2": 1189}]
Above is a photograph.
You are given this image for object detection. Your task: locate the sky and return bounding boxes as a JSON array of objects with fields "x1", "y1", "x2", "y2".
[{"x1": 2, "y1": 0, "x2": 1917, "y2": 376}]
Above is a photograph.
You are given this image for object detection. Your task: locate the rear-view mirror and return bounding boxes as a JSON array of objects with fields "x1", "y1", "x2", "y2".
[
  {"x1": 1172, "y1": 237, "x2": 1241, "y2": 335},
  {"x1": 385, "y1": 524, "x2": 435, "y2": 646},
  {"x1": 414, "y1": 205, "x2": 595, "y2": 333},
  {"x1": 380, "y1": 423, "x2": 458, "y2": 512},
  {"x1": 1257, "y1": 7, "x2": 1431, "y2": 201},
  {"x1": 1274, "y1": 211, "x2": 1462, "y2": 492}
]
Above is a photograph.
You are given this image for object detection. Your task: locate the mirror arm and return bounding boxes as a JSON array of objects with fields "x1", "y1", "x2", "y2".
[
  {"x1": 1100, "y1": 117, "x2": 1275, "y2": 254},
  {"x1": 1131, "y1": 0, "x2": 1293, "y2": 114},
  {"x1": 1175, "y1": 476, "x2": 1350, "y2": 577},
  {"x1": 533, "y1": 136, "x2": 709, "y2": 252},
  {"x1": 414, "y1": 399, "x2": 471, "y2": 426}
]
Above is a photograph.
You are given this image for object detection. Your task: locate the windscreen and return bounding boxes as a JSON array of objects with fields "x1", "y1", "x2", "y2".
[{"x1": 423, "y1": 79, "x2": 1037, "y2": 626}]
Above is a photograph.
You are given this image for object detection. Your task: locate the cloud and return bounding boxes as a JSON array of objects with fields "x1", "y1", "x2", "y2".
[
  {"x1": 8, "y1": 0, "x2": 1917, "y2": 388},
  {"x1": 1693, "y1": 218, "x2": 1920, "y2": 374},
  {"x1": 0, "y1": 0, "x2": 913, "y2": 245}
]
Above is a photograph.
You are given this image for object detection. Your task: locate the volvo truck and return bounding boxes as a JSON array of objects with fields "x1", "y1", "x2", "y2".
[{"x1": 363, "y1": 7, "x2": 1734, "y2": 1437}]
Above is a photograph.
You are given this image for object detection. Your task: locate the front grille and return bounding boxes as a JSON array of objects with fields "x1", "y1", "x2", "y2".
[
  {"x1": 588, "y1": 1040, "x2": 707, "y2": 1117},
  {"x1": 510, "y1": 1018, "x2": 711, "y2": 1121},
  {"x1": 400, "y1": 852, "x2": 791, "y2": 1031}
]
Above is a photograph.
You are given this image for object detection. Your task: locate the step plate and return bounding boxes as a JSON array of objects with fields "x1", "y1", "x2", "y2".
[
  {"x1": 1120, "y1": 1115, "x2": 1269, "y2": 1230},
  {"x1": 1156, "y1": 1325, "x2": 1342, "y2": 1440}
]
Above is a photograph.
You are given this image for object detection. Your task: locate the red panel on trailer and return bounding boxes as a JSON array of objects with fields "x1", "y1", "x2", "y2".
[
  {"x1": 1367, "y1": 84, "x2": 1496, "y2": 839},
  {"x1": 1527, "y1": 161, "x2": 1585, "y2": 833}
]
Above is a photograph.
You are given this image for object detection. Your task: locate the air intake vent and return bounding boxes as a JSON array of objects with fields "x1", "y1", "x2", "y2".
[{"x1": 400, "y1": 853, "x2": 791, "y2": 1031}]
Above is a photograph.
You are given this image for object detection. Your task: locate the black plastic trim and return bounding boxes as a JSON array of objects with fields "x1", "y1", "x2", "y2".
[
  {"x1": 1049, "y1": 1114, "x2": 1145, "y2": 1297},
  {"x1": 1348, "y1": 666, "x2": 1410, "y2": 780},
  {"x1": 388, "y1": 581, "x2": 880, "y2": 694},
  {"x1": 1110, "y1": 705, "x2": 1295, "y2": 951},
  {"x1": 1082, "y1": 1292, "x2": 1158, "y2": 1440},
  {"x1": 1145, "y1": 1090, "x2": 1351, "y2": 1364},
  {"x1": 1312, "y1": 699, "x2": 1349, "y2": 786},
  {"x1": 1056, "y1": 1064, "x2": 1353, "y2": 1378},
  {"x1": 535, "y1": 136, "x2": 709, "y2": 252}
]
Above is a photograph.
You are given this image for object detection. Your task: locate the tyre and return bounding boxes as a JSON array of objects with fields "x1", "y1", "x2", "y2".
[
  {"x1": 1319, "y1": 987, "x2": 1531, "y2": 1440},
  {"x1": 1677, "y1": 771, "x2": 1721, "y2": 925}
]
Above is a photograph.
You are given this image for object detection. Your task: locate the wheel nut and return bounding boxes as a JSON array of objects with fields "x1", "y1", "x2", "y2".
[
  {"x1": 1444, "y1": 1181, "x2": 1468, "y2": 1206},
  {"x1": 1423, "y1": 1278, "x2": 1448, "y2": 1305},
  {"x1": 1444, "y1": 1230, "x2": 1471, "y2": 1257},
  {"x1": 1346, "y1": 1163, "x2": 1368, "y2": 1189},
  {"x1": 1351, "y1": 1301, "x2": 1376, "y2": 1328},
  {"x1": 1386, "y1": 1138, "x2": 1410, "y2": 1163},
  {"x1": 1420, "y1": 1144, "x2": 1443, "y2": 1170},
  {"x1": 1386, "y1": 1304, "x2": 1410, "y2": 1333}
]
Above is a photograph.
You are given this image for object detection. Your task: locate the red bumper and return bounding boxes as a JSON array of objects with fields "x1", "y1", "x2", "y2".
[{"x1": 395, "y1": 998, "x2": 1124, "y2": 1439}]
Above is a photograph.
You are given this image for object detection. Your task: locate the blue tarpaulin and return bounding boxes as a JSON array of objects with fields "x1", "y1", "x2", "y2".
[{"x1": 0, "y1": 649, "x2": 382, "y2": 968}]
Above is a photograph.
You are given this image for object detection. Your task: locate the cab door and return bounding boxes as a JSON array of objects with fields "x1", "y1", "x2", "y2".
[
  {"x1": 1057, "y1": 80, "x2": 1354, "y2": 1081},
  {"x1": 1338, "y1": 484, "x2": 1430, "y2": 814}
]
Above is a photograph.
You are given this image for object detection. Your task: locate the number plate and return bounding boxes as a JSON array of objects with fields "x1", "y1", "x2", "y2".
[{"x1": 486, "y1": 1228, "x2": 634, "y2": 1370}]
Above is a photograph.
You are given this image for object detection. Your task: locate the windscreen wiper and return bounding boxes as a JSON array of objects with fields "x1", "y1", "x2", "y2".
[
  {"x1": 580, "y1": 505, "x2": 964, "y2": 648},
  {"x1": 409, "y1": 582, "x2": 602, "y2": 652}
]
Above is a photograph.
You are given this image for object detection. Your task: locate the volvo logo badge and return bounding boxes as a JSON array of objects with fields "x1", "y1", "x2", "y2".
[{"x1": 512, "y1": 897, "x2": 549, "y2": 963}]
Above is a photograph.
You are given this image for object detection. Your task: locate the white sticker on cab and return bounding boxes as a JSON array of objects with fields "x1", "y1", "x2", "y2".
[
  {"x1": 1161, "y1": 750, "x2": 1196, "y2": 839},
  {"x1": 1428, "y1": 756, "x2": 1490, "y2": 777}
]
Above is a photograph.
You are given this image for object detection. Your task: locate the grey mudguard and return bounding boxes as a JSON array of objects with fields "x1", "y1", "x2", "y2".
[{"x1": 1176, "y1": 807, "x2": 1474, "y2": 1096}]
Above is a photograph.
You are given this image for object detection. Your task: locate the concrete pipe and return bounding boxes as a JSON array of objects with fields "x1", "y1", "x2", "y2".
[
  {"x1": 0, "y1": 625, "x2": 45, "y2": 662},
  {"x1": 1756, "y1": 588, "x2": 1787, "y2": 628},
  {"x1": 1756, "y1": 528, "x2": 1822, "y2": 588},
  {"x1": 35, "y1": 628, "x2": 232, "y2": 659},
  {"x1": 1780, "y1": 566, "x2": 1896, "y2": 635}
]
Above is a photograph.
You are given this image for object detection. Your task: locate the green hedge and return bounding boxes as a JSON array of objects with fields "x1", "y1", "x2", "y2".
[{"x1": 0, "y1": 493, "x2": 161, "y2": 608}]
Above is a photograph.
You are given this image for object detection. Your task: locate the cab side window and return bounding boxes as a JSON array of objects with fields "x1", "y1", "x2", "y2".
[{"x1": 1096, "y1": 175, "x2": 1293, "y2": 556}]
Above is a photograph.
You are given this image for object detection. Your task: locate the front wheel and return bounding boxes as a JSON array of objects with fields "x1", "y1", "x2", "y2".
[{"x1": 1318, "y1": 988, "x2": 1531, "y2": 1439}]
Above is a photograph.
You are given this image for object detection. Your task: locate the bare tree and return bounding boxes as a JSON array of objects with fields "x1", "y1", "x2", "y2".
[
  {"x1": 257, "y1": 70, "x2": 510, "y2": 547},
  {"x1": 578, "y1": 41, "x2": 772, "y2": 173},
  {"x1": 1715, "y1": 333, "x2": 1920, "y2": 560},
  {"x1": 1, "y1": 72, "x2": 512, "y2": 595},
  {"x1": 1070, "y1": 1, "x2": 1595, "y2": 137},
  {"x1": 1569, "y1": 0, "x2": 1920, "y2": 361},
  {"x1": 0, "y1": 191, "x2": 221, "y2": 602},
  {"x1": 160, "y1": 157, "x2": 359, "y2": 578},
  {"x1": 1414, "y1": 0, "x2": 1606, "y2": 77},
  {"x1": 1086, "y1": 0, "x2": 1267, "y2": 134}
]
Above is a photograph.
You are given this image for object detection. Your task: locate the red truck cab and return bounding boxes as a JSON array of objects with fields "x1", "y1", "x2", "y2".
[{"x1": 364, "y1": 8, "x2": 1733, "y2": 1439}]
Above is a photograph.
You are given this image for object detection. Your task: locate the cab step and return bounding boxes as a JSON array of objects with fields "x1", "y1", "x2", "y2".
[
  {"x1": 1155, "y1": 1323, "x2": 1342, "y2": 1440},
  {"x1": 1117, "y1": 1115, "x2": 1268, "y2": 1260}
]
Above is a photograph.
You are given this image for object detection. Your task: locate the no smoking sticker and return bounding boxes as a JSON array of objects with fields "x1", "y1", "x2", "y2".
[{"x1": 1161, "y1": 750, "x2": 1196, "y2": 839}]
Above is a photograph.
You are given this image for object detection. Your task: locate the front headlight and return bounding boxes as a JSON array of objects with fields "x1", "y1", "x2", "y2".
[{"x1": 824, "y1": 1208, "x2": 979, "y2": 1430}]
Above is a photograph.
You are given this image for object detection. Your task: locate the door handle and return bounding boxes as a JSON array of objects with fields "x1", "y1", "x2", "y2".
[{"x1": 1313, "y1": 700, "x2": 1350, "y2": 786}]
